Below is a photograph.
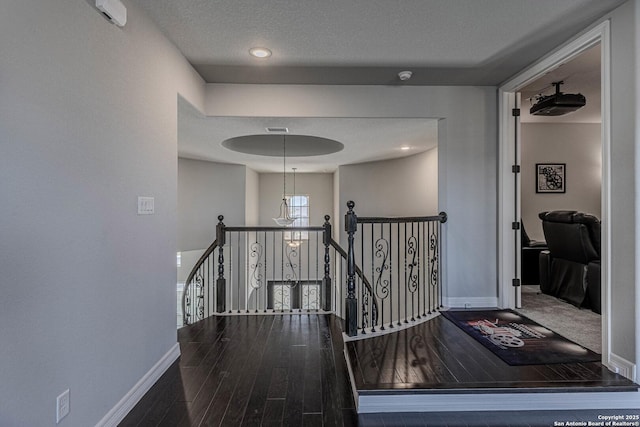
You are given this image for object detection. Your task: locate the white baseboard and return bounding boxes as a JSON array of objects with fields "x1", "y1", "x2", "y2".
[
  {"x1": 343, "y1": 311, "x2": 442, "y2": 342},
  {"x1": 358, "y1": 390, "x2": 640, "y2": 413},
  {"x1": 444, "y1": 296, "x2": 498, "y2": 309},
  {"x1": 608, "y1": 352, "x2": 637, "y2": 382},
  {"x1": 96, "y1": 343, "x2": 181, "y2": 427}
]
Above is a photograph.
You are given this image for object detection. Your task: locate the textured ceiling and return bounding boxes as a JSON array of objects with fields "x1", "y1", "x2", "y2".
[
  {"x1": 138, "y1": 0, "x2": 610, "y2": 171},
  {"x1": 133, "y1": 0, "x2": 625, "y2": 85}
]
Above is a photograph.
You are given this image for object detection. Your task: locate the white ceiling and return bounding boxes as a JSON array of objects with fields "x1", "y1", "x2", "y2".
[
  {"x1": 133, "y1": 0, "x2": 624, "y2": 85},
  {"x1": 136, "y1": 0, "x2": 614, "y2": 171},
  {"x1": 178, "y1": 98, "x2": 439, "y2": 173}
]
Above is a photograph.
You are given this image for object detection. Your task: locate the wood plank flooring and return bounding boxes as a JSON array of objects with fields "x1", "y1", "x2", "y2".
[
  {"x1": 120, "y1": 314, "x2": 358, "y2": 427},
  {"x1": 120, "y1": 313, "x2": 638, "y2": 427},
  {"x1": 346, "y1": 314, "x2": 637, "y2": 393}
]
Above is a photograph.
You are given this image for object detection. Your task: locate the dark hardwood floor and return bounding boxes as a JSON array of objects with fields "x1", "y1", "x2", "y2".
[
  {"x1": 120, "y1": 313, "x2": 638, "y2": 427},
  {"x1": 347, "y1": 314, "x2": 636, "y2": 393},
  {"x1": 120, "y1": 314, "x2": 358, "y2": 427}
]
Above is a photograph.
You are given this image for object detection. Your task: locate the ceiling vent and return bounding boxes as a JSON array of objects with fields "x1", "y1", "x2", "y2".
[
  {"x1": 266, "y1": 127, "x2": 289, "y2": 133},
  {"x1": 530, "y1": 81, "x2": 586, "y2": 116}
]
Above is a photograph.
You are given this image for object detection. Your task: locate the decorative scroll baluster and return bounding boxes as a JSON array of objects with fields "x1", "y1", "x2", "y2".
[
  {"x1": 180, "y1": 206, "x2": 444, "y2": 338},
  {"x1": 374, "y1": 232, "x2": 389, "y2": 330},
  {"x1": 348, "y1": 208, "x2": 447, "y2": 333},
  {"x1": 196, "y1": 272, "x2": 204, "y2": 320},
  {"x1": 397, "y1": 222, "x2": 401, "y2": 327},
  {"x1": 407, "y1": 229, "x2": 418, "y2": 322},
  {"x1": 388, "y1": 223, "x2": 393, "y2": 329},
  {"x1": 249, "y1": 240, "x2": 264, "y2": 313}
]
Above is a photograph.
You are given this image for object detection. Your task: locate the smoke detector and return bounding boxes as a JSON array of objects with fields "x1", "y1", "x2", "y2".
[
  {"x1": 96, "y1": 0, "x2": 127, "y2": 27},
  {"x1": 398, "y1": 71, "x2": 413, "y2": 81}
]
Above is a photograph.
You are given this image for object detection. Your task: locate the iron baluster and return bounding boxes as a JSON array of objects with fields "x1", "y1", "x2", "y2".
[
  {"x1": 407, "y1": 224, "x2": 418, "y2": 322},
  {"x1": 397, "y1": 222, "x2": 401, "y2": 327},
  {"x1": 388, "y1": 223, "x2": 393, "y2": 329}
]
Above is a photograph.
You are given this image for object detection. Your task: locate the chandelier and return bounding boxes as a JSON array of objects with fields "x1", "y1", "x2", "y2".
[{"x1": 273, "y1": 135, "x2": 297, "y2": 226}]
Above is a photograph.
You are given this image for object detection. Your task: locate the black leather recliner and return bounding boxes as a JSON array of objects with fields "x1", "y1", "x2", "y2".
[
  {"x1": 538, "y1": 210, "x2": 601, "y2": 313},
  {"x1": 521, "y1": 222, "x2": 547, "y2": 285}
]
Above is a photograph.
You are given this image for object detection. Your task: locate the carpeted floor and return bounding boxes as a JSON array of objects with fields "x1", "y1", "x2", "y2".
[{"x1": 516, "y1": 285, "x2": 601, "y2": 354}]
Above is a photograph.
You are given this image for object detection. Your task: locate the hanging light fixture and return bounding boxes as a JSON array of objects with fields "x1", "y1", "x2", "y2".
[
  {"x1": 273, "y1": 135, "x2": 297, "y2": 226},
  {"x1": 287, "y1": 167, "x2": 303, "y2": 247}
]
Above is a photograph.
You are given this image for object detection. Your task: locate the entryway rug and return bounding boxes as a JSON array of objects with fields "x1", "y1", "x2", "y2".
[{"x1": 441, "y1": 309, "x2": 601, "y2": 365}]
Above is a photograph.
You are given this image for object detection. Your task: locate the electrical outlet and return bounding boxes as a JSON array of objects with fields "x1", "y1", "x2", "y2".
[{"x1": 56, "y1": 389, "x2": 70, "y2": 423}]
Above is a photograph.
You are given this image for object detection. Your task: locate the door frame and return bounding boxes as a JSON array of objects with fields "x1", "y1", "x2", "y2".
[{"x1": 497, "y1": 21, "x2": 611, "y2": 365}]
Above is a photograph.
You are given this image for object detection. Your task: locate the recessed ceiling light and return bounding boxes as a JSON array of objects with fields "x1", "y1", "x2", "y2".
[
  {"x1": 249, "y1": 47, "x2": 272, "y2": 58},
  {"x1": 401, "y1": 146, "x2": 411, "y2": 151}
]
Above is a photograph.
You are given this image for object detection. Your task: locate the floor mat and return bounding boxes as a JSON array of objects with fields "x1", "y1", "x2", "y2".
[{"x1": 441, "y1": 309, "x2": 601, "y2": 365}]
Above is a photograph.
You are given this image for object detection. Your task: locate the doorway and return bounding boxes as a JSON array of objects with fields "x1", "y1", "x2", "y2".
[
  {"x1": 516, "y1": 44, "x2": 603, "y2": 353},
  {"x1": 498, "y1": 22, "x2": 611, "y2": 364}
]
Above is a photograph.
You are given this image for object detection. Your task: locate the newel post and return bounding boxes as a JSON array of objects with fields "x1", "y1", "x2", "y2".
[
  {"x1": 216, "y1": 215, "x2": 226, "y2": 313},
  {"x1": 345, "y1": 201, "x2": 358, "y2": 336},
  {"x1": 322, "y1": 215, "x2": 332, "y2": 312}
]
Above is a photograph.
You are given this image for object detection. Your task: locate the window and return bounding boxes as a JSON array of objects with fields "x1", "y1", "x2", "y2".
[{"x1": 285, "y1": 194, "x2": 309, "y2": 241}]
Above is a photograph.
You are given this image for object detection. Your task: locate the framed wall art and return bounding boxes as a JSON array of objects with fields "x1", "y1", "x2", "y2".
[{"x1": 536, "y1": 163, "x2": 566, "y2": 193}]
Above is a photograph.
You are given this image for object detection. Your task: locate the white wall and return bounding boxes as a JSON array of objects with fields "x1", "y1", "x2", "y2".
[
  {"x1": 259, "y1": 173, "x2": 334, "y2": 226},
  {"x1": 0, "y1": 1, "x2": 204, "y2": 425},
  {"x1": 205, "y1": 84, "x2": 497, "y2": 301},
  {"x1": 178, "y1": 158, "x2": 247, "y2": 251},
  {"x1": 338, "y1": 148, "x2": 438, "y2": 217},
  {"x1": 607, "y1": 0, "x2": 639, "y2": 365},
  {"x1": 633, "y1": 0, "x2": 640, "y2": 373},
  {"x1": 521, "y1": 123, "x2": 602, "y2": 241},
  {"x1": 333, "y1": 170, "x2": 341, "y2": 240},
  {"x1": 245, "y1": 167, "x2": 260, "y2": 226}
]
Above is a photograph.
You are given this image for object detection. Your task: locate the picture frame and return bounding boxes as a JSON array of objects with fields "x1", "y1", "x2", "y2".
[{"x1": 536, "y1": 163, "x2": 566, "y2": 193}]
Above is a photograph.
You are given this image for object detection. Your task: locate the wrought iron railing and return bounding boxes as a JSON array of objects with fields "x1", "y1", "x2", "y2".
[
  {"x1": 182, "y1": 215, "x2": 376, "y2": 326},
  {"x1": 183, "y1": 204, "x2": 446, "y2": 339},
  {"x1": 182, "y1": 238, "x2": 220, "y2": 325},
  {"x1": 343, "y1": 201, "x2": 447, "y2": 336}
]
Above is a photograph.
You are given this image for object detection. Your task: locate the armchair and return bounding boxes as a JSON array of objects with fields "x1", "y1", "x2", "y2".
[{"x1": 538, "y1": 210, "x2": 601, "y2": 313}]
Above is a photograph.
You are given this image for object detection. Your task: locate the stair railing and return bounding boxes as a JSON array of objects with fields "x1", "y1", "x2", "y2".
[
  {"x1": 344, "y1": 201, "x2": 447, "y2": 336},
  {"x1": 182, "y1": 214, "x2": 377, "y2": 327},
  {"x1": 183, "y1": 202, "x2": 446, "y2": 339}
]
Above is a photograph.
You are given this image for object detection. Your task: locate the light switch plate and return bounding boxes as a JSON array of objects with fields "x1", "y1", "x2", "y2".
[
  {"x1": 137, "y1": 196, "x2": 154, "y2": 215},
  {"x1": 56, "y1": 389, "x2": 70, "y2": 423}
]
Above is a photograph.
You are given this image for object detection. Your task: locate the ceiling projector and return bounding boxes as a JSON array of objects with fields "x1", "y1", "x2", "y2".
[{"x1": 530, "y1": 81, "x2": 586, "y2": 116}]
